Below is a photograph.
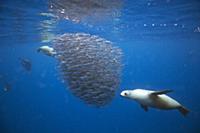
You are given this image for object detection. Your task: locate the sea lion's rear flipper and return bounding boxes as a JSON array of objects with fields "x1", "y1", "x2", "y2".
[
  {"x1": 140, "y1": 104, "x2": 148, "y2": 112},
  {"x1": 151, "y1": 90, "x2": 173, "y2": 95},
  {"x1": 178, "y1": 106, "x2": 190, "y2": 116}
]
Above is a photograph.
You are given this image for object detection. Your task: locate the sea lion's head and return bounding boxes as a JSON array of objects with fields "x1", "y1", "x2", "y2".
[
  {"x1": 120, "y1": 90, "x2": 132, "y2": 99},
  {"x1": 120, "y1": 89, "x2": 145, "y2": 100}
]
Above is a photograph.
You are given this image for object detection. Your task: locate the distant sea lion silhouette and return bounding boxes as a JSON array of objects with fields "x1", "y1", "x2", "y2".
[
  {"x1": 19, "y1": 58, "x2": 32, "y2": 71},
  {"x1": 120, "y1": 89, "x2": 189, "y2": 116},
  {"x1": 3, "y1": 82, "x2": 11, "y2": 92}
]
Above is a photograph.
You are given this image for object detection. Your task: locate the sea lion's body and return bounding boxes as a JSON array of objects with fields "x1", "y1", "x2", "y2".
[
  {"x1": 120, "y1": 89, "x2": 189, "y2": 116},
  {"x1": 37, "y1": 45, "x2": 56, "y2": 56}
]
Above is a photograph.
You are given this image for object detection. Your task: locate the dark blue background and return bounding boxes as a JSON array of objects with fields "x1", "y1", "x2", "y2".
[{"x1": 0, "y1": 0, "x2": 200, "y2": 133}]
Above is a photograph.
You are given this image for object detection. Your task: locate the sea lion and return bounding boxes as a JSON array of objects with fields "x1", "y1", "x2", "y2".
[
  {"x1": 120, "y1": 89, "x2": 189, "y2": 116},
  {"x1": 37, "y1": 45, "x2": 56, "y2": 56},
  {"x1": 19, "y1": 58, "x2": 32, "y2": 71}
]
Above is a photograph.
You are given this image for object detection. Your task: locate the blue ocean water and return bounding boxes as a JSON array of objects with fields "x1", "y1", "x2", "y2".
[{"x1": 0, "y1": 0, "x2": 200, "y2": 133}]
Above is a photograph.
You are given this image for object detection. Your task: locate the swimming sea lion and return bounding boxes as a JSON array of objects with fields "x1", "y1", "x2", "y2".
[
  {"x1": 120, "y1": 89, "x2": 189, "y2": 116},
  {"x1": 19, "y1": 58, "x2": 32, "y2": 71},
  {"x1": 37, "y1": 45, "x2": 56, "y2": 56}
]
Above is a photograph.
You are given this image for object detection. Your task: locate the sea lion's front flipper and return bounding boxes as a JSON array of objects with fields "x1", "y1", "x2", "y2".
[
  {"x1": 151, "y1": 90, "x2": 173, "y2": 95},
  {"x1": 140, "y1": 104, "x2": 148, "y2": 112}
]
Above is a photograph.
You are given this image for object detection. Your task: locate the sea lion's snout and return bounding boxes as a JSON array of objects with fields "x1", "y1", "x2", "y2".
[
  {"x1": 120, "y1": 90, "x2": 129, "y2": 97},
  {"x1": 37, "y1": 47, "x2": 42, "y2": 53},
  {"x1": 120, "y1": 92, "x2": 124, "y2": 97}
]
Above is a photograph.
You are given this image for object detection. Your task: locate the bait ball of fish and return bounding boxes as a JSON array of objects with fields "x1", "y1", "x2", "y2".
[{"x1": 53, "y1": 33, "x2": 122, "y2": 106}]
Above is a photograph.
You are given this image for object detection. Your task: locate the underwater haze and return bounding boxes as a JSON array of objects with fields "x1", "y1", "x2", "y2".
[{"x1": 0, "y1": 0, "x2": 200, "y2": 133}]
